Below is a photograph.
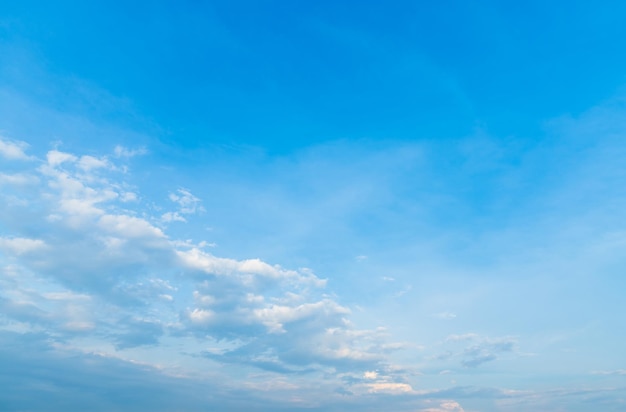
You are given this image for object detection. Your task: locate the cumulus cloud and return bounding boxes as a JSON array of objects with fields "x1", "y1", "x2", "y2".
[{"x1": 0, "y1": 138, "x2": 404, "y2": 395}]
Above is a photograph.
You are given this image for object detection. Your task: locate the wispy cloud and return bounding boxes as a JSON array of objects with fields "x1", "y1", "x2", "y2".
[
  {"x1": 433, "y1": 334, "x2": 518, "y2": 368},
  {"x1": 113, "y1": 145, "x2": 147, "y2": 158}
]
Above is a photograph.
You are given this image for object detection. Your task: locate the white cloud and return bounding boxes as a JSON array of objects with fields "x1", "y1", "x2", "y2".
[
  {"x1": 160, "y1": 189, "x2": 203, "y2": 225},
  {"x1": 188, "y1": 308, "x2": 215, "y2": 325},
  {"x1": 253, "y1": 299, "x2": 350, "y2": 333},
  {"x1": 0, "y1": 138, "x2": 404, "y2": 386},
  {"x1": 177, "y1": 247, "x2": 326, "y2": 287},
  {"x1": 169, "y1": 188, "x2": 203, "y2": 214},
  {"x1": 365, "y1": 382, "x2": 414, "y2": 394},
  {"x1": 119, "y1": 192, "x2": 137, "y2": 202},
  {"x1": 161, "y1": 211, "x2": 186, "y2": 223},
  {"x1": 99, "y1": 214, "x2": 165, "y2": 239},
  {"x1": 363, "y1": 370, "x2": 378, "y2": 379},
  {"x1": 47, "y1": 149, "x2": 77, "y2": 166},
  {"x1": 77, "y1": 155, "x2": 110, "y2": 171},
  {"x1": 0, "y1": 137, "x2": 31, "y2": 160},
  {"x1": 0, "y1": 237, "x2": 47, "y2": 255}
]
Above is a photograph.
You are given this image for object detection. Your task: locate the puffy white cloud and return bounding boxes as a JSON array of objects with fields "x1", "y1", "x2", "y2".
[
  {"x1": 253, "y1": 299, "x2": 350, "y2": 333},
  {"x1": 46, "y1": 149, "x2": 77, "y2": 166},
  {"x1": 177, "y1": 247, "x2": 326, "y2": 287}
]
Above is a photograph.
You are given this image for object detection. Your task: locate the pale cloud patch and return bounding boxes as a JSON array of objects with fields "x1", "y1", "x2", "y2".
[
  {"x1": 161, "y1": 188, "x2": 203, "y2": 224},
  {"x1": 439, "y1": 333, "x2": 517, "y2": 368},
  {"x1": 99, "y1": 214, "x2": 166, "y2": 239},
  {"x1": 119, "y1": 191, "x2": 138, "y2": 202},
  {"x1": 177, "y1": 247, "x2": 326, "y2": 287},
  {"x1": 46, "y1": 150, "x2": 77, "y2": 166},
  {"x1": 188, "y1": 308, "x2": 216, "y2": 325},
  {"x1": 161, "y1": 211, "x2": 186, "y2": 223},
  {"x1": 445, "y1": 333, "x2": 479, "y2": 343},
  {"x1": 434, "y1": 312, "x2": 457, "y2": 320},
  {"x1": 77, "y1": 155, "x2": 111, "y2": 171},
  {"x1": 365, "y1": 382, "x2": 414, "y2": 394},
  {"x1": 363, "y1": 370, "x2": 378, "y2": 379},
  {"x1": 113, "y1": 145, "x2": 147, "y2": 158},
  {"x1": 591, "y1": 369, "x2": 626, "y2": 375},
  {"x1": 0, "y1": 173, "x2": 39, "y2": 186},
  {"x1": 169, "y1": 188, "x2": 202, "y2": 215},
  {"x1": 64, "y1": 320, "x2": 96, "y2": 331},
  {"x1": 0, "y1": 137, "x2": 31, "y2": 160},
  {"x1": 42, "y1": 291, "x2": 92, "y2": 301},
  {"x1": 394, "y1": 284, "x2": 412, "y2": 297},
  {"x1": 0, "y1": 237, "x2": 47, "y2": 255},
  {"x1": 420, "y1": 400, "x2": 466, "y2": 412}
]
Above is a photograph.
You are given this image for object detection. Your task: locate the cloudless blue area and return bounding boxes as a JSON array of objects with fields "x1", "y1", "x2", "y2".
[
  {"x1": 2, "y1": 1, "x2": 626, "y2": 411},
  {"x1": 4, "y1": 1, "x2": 626, "y2": 151}
]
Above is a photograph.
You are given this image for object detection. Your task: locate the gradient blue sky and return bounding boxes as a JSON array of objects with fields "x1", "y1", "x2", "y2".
[{"x1": 2, "y1": 1, "x2": 626, "y2": 411}]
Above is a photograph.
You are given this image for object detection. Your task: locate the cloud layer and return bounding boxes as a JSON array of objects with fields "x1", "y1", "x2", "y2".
[{"x1": 0, "y1": 138, "x2": 423, "y2": 409}]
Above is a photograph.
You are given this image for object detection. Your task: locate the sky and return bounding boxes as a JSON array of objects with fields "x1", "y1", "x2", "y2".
[{"x1": 1, "y1": 1, "x2": 626, "y2": 411}]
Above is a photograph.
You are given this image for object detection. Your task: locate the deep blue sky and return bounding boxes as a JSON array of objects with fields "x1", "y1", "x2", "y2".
[
  {"x1": 2, "y1": 2, "x2": 626, "y2": 411},
  {"x1": 5, "y1": 1, "x2": 626, "y2": 150}
]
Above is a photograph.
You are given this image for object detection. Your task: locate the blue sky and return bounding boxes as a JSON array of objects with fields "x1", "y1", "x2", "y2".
[{"x1": 1, "y1": 1, "x2": 626, "y2": 411}]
